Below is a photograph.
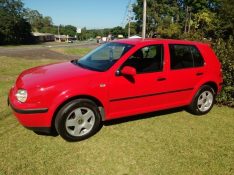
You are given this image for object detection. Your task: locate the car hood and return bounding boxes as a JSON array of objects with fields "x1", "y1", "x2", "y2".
[{"x1": 16, "y1": 61, "x2": 98, "y2": 89}]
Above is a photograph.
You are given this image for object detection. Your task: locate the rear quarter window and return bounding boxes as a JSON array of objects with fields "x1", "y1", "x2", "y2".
[
  {"x1": 190, "y1": 46, "x2": 204, "y2": 67},
  {"x1": 169, "y1": 44, "x2": 204, "y2": 70}
]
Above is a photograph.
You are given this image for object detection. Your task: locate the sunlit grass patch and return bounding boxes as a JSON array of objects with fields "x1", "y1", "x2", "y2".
[{"x1": 51, "y1": 47, "x2": 92, "y2": 56}]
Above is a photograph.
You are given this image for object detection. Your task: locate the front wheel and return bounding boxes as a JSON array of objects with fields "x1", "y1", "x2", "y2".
[
  {"x1": 188, "y1": 85, "x2": 215, "y2": 115},
  {"x1": 55, "y1": 99, "x2": 102, "y2": 142}
]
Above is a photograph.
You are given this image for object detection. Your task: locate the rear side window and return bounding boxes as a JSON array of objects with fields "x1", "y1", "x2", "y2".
[{"x1": 169, "y1": 44, "x2": 204, "y2": 70}]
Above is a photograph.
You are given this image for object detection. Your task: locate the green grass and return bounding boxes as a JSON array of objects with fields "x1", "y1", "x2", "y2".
[
  {"x1": 51, "y1": 47, "x2": 92, "y2": 56},
  {"x1": 0, "y1": 56, "x2": 234, "y2": 175}
]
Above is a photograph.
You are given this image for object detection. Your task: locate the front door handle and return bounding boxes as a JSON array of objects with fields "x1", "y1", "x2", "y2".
[
  {"x1": 157, "y1": 77, "x2": 166, "y2": 81},
  {"x1": 196, "y1": 72, "x2": 204, "y2": 76}
]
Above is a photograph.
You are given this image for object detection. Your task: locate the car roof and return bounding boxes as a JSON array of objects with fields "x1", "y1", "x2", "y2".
[{"x1": 113, "y1": 38, "x2": 207, "y2": 46}]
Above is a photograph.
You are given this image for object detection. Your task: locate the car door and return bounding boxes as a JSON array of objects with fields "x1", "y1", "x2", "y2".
[
  {"x1": 108, "y1": 44, "x2": 171, "y2": 119},
  {"x1": 165, "y1": 44, "x2": 206, "y2": 106}
]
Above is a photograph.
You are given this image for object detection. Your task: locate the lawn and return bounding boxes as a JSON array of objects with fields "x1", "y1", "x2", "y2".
[
  {"x1": 50, "y1": 47, "x2": 92, "y2": 56},
  {"x1": 0, "y1": 56, "x2": 233, "y2": 175}
]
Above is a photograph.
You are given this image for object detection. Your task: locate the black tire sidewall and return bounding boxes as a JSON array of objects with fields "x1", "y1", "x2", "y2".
[
  {"x1": 189, "y1": 85, "x2": 215, "y2": 115},
  {"x1": 55, "y1": 99, "x2": 101, "y2": 142}
]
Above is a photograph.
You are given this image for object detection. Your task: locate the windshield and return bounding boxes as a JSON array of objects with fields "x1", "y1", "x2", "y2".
[{"x1": 75, "y1": 42, "x2": 133, "y2": 71}]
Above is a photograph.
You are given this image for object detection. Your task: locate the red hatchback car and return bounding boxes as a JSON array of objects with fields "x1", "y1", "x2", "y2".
[{"x1": 8, "y1": 39, "x2": 223, "y2": 141}]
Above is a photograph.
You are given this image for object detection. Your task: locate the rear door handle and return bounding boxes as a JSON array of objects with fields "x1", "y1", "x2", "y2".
[
  {"x1": 196, "y1": 72, "x2": 204, "y2": 76},
  {"x1": 157, "y1": 77, "x2": 166, "y2": 81}
]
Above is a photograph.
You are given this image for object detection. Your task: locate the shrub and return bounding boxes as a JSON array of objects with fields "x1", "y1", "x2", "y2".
[{"x1": 213, "y1": 36, "x2": 234, "y2": 107}]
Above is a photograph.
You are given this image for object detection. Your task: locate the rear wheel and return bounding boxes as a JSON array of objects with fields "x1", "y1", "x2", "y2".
[
  {"x1": 55, "y1": 99, "x2": 102, "y2": 142},
  {"x1": 188, "y1": 85, "x2": 215, "y2": 115}
]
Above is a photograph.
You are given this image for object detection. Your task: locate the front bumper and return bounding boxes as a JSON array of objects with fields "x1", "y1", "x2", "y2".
[
  {"x1": 8, "y1": 95, "x2": 52, "y2": 128},
  {"x1": 8, "y1": 98, "x2": 48, "y2": 114}
]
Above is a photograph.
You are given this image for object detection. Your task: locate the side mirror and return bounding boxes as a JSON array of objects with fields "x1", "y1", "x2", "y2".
[{"x1": 120, "y1": 66, "x2": 136, "y2": 76}]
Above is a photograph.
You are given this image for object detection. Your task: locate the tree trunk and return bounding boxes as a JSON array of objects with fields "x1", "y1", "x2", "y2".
[
  {"x1": 184, "y1": 6, "x2": 188, "y2": 33},
  {"x1": 188, "y1": 9, "x2": 191, "y2": 34}
]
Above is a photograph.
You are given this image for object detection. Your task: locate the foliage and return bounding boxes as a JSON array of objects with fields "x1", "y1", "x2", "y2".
[
  {"x1": 24, "y1": 8, "x2": 78, "y2": 37},
  {"x1": 132, "y1": 0, "x2": 224, "y2": 39},
  {"x1": 192, "y1": 10, "x2": 218, "y2": 38},
  {"x1": 77, "y1": 26, "x2": 127, "y2": 41},
  {"x1": 213, "y1": 36, "x2": 234, "y2": 106},
  {"x1": 124, "y1": 22, "x2": 139, "y2": 36},
  {"x1": 0, "y1": 0, "x2": 33, "y2": 44},
  {"x1": 59, "y1": 25, "x2": 77, "y2": 36},
  {"x1": 216, "y1": 0, "x2": 234, "y2": 38},
  {"x1": 133, "y1": 0, "x2": 182, "y2": 37},
  {"x1": 157, "y1": 23, "x2": 181, "y2": 38},
  {"x1": 110, "y1": 26, "x2": 126, "y2": 36},
  {"x1": 77, "y1": 27, "x2": 94, "y2": 40},
  {"x1": 24, "y1": 9, "x2": 44, "y2": 31}
]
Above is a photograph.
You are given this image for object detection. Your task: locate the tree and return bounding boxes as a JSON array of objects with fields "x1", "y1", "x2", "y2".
[
  {"x1": 133, "y1": 0, "x2": 223, "y2": 39},
  {"x1": 111, "y1": 26, "x2": 126, "y2": 36},
  {"x1": 24, "y1": 9, "x2": 43, "y2": 31},
  {"x1": 124, "y1": 22, "x2": 139, "y2": 36},
  {"x1": 216, "y1": 0, "x2": 234, "y2": 38},
  {"x1": 192, "y1": 9, "x2": 217, "y2": 38},
  {"x1": 133, "y1": 0, "x2": 181, "y2": 37},
  {"x1": 24, "y1": 9, "x2": 54, "y2": 33},
  {"x1": 0, "y1": 0, "x2": 33, "y2": 44},
  {"x1": 63, "y1": 25, "x2": 76, "y2": 36}
]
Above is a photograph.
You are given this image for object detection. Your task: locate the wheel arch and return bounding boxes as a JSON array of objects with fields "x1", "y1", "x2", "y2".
[
  {"x1": 51, "y1": 95, "x2": 106, "y2": 134},
  {"x1": 201, "y1": 81, "x2": 218, "y2": 94},
  {"x1": 188, "y1": 82, "x2": 216, "y2": 115},
  {"x1": 189, "y1": 81, "x2": 218, "y2": 105}
]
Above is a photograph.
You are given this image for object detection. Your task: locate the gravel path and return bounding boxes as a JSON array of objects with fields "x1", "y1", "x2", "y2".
[{"x1": 0, "y1": 42, "x2": 97, "y2": 60}]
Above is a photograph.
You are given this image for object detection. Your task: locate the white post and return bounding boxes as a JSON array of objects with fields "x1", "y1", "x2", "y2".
[
  {"x1": 128, "y1": 20, "x2": 131, "y2": 38},
  {"x1": 142, "y1": 0, "x2": 147, "y2": 39},
  {"x1": 58, "y1": 25, "x2": 61, "y2": 42}
]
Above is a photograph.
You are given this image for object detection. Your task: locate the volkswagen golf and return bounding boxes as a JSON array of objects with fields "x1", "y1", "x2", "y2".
[{"x1": 8, "y1": 39, "x2": 223, "y2": 142}]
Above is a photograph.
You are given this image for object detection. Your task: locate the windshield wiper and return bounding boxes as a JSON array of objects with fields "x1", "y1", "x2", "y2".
[{"x1": 71, "y1": 59, "x2": 78, "y2": 64}]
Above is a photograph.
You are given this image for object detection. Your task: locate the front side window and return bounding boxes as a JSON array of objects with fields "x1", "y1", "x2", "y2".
[
  {"x1": 169, "y1": 44, "x2": 204, "y2": 70},
  {"x1": 122, "y1": 45, "x2": 164, "y2": 73},
  {"x1": 76, "y1": 42, "x2": 133, "y2": 71}
]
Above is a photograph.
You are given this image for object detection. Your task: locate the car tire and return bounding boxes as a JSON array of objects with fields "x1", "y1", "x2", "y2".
[
  {"x1": 188, "y1": 85, "x2": 215, "y2": 115},
  {"x1": 55, "y1": 99, "x2": 102, "y2": 142}
]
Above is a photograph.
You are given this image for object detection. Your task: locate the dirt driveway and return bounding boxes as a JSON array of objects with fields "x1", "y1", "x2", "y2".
[{"x1": 0, "y1": 42, "x2": 97, "y2": 60}]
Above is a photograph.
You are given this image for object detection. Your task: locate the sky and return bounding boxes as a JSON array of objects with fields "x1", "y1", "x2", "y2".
[{"x1": 23, "y1": 0, "x2": 136, "y2": 29}]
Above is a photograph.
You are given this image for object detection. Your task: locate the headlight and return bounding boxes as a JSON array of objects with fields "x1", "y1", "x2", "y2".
[{"x1": 15, "y1": 89, "x2": 28, "y2": 103}]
